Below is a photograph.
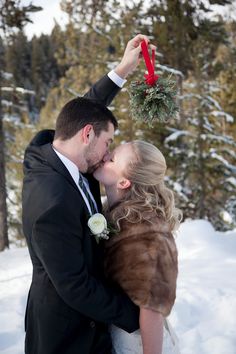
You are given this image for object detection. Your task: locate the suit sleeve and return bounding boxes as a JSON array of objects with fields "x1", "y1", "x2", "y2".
[
  {"x1": 31, "y1": 196, "x2": 139, "y2": 332},
  {"x1": 83, "y1": 74, "x2": 121, "y2": 106}
]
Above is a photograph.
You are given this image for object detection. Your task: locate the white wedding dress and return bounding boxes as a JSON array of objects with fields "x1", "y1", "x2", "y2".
[{"x1": 110, "y1": 319, "x2": 180, "y2": 354}]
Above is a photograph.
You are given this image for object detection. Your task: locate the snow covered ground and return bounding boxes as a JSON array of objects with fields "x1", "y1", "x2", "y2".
[{"x1": 0, "y1": 219, "x2": 236, "y2": 354}]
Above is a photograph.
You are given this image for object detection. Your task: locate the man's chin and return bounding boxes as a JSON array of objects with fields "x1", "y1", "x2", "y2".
[{"x1": 87, "y1": 162, "x2": 103, "y2": 174}]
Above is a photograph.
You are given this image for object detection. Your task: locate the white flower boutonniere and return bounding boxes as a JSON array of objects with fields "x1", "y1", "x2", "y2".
[{"x1": 87, "y1": 213, "x2": 109, "y2": 244}]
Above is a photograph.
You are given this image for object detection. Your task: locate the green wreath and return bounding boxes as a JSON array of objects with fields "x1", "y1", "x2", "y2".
[{"x1": 129, "y1": 41, "x2": 179, "y2": 126}]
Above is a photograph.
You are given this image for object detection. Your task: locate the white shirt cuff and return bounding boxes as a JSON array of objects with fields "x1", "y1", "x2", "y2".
[{"x1": 108, "y1": 70, "x2": 127, "y2": 88}]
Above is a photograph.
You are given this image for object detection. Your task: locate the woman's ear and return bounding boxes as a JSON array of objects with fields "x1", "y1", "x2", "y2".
[
  {"x1": 81, "y1": 124, "x2": 95, "y2": 144},
  {"x1": 117, "y1": 178, "x2": 131, "y2": 190}
]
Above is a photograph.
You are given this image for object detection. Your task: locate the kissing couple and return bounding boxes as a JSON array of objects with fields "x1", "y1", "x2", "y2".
[{"x1": 23, "y1": 34, "x2": 182, "y2": 354}]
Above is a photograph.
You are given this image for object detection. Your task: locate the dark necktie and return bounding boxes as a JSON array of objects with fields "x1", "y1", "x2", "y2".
[{"x1": 78, "y1": 174, "x2": 97, "y2": 215}]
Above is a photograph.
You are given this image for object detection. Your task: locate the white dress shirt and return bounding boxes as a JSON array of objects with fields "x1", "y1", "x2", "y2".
[
  {"x1": 53, "y1": 148, "x2": 98, "y2": 216},
  {"x1": 108, "y1": 70, "x2": 127, "y2": 88}
]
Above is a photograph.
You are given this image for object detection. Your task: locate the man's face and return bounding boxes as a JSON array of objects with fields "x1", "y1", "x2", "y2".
[{"x1": 85, "y1": 122, "x2": 115, "y2": 173}]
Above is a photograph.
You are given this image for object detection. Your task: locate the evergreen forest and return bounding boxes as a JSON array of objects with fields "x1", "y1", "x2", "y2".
[{"x1": 0, "y1": 0, "x2": 236, "y2": 250}]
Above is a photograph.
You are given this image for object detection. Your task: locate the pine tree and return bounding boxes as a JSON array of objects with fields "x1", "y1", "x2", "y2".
[
  {"x1": 165, "y1": 58, "x2": 236, "y2": 230},
  {"x1": 0, "y1": 0, "x2": 42, "y2": 251},
  {"x1": 215, "y1": 21, "x2": 236, "y2": 140},
  {"x1": 145, "y1": 0, "x2": 233, "y2": 74},
  {"x1": 5, "y1": 30, "x2": 31, "y2": 88},
  {"x1": 30, "y1": 34, "x2": 60, "y2": 112},
  {"x1": 0, "y1": 86, "x2": 9, "y2": 251},
  {"x1": 140, "y1": 2, "x2": 235, "y2": 230}
]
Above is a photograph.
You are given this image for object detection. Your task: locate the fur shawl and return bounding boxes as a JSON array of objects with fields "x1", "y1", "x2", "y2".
[{"x1": 104, "y1": 215, "x2": 178, "y2": 317}]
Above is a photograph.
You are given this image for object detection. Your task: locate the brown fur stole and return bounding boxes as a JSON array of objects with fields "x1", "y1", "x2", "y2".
[{"x1": 104, "y1": 215, "x2": 178, "y2": 316}]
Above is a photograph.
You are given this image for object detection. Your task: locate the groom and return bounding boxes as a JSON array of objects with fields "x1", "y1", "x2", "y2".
[{"x1": 22, "y1": 34, "x2": 149, "y2": 354}]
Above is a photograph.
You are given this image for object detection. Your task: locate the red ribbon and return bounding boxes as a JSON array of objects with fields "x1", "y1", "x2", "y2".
[{"x1": 141, "y1": 40, "x2": 159, "y2": 86}]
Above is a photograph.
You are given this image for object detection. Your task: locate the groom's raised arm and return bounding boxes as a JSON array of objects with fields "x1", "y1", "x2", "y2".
[
  {"x1": 83, "y1": 73, "x2": 121, "y2": 107},
  {"x1": 84, "y1": 34, "x2": 149, "y2": 106}
]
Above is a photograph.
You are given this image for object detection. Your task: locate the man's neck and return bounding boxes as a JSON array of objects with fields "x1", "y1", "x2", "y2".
[{"x1": 53, "y1": 139, "x2": 85, "y2": 171}]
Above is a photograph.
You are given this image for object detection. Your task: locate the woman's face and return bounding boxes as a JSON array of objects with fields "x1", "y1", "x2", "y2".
[{"x1": 93, "y1": 143, "x2": 134, "y2": 188}]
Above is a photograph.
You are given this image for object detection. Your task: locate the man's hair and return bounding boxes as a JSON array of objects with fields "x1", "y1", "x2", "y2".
[{"x1": 54, "y1": 97, "x2": 118, "y2": 140}]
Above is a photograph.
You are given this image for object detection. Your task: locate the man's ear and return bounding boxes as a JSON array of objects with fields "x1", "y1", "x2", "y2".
[
  {"x1": 81, "y1": 124, "x2": 95, "y2": 144},
  {"x1": 117, "y1": 178, "x2": 131, "y2": 190}
]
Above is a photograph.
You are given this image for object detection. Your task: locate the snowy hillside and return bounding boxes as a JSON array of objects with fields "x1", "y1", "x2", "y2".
[{"x1": 0, "y1": 220, "x2": 236, "y2": 354}]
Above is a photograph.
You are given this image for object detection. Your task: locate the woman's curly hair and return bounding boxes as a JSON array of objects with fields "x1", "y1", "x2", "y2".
[{"x1": 107, "y1": 140, "x2": 182, "y2": 232}]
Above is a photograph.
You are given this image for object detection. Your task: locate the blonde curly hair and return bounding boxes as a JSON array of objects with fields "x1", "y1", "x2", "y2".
[{"x1": 108, "y1": 140, "x2": 182, "y2": 232}]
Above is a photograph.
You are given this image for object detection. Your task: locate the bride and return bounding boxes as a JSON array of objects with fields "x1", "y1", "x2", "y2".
[{"x1": 94, "y1": 140, "x2": 182, "y2": 354}]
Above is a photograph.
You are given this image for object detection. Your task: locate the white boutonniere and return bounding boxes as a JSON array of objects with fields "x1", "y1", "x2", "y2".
[{"x1": 87, "y1": 213, "x2": 110, "y2": 244}]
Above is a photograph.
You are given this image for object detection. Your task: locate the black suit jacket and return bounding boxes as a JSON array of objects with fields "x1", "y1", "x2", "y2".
[{"x1": 22, "y1": 75, "x2": 139, "y2": 354}]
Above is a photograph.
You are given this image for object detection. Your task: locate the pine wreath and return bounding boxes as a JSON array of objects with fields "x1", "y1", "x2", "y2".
[{"x1": 129, "y1": 41, "x2": 179, "y2": 126}]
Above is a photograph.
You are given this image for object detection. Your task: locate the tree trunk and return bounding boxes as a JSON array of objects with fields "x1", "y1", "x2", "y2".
[
  {"x1": 198, "y1": 112, "x2": 207, "y2": 219},
  {"x1": 195, "y1": 59, "x2": 207, "y2": 220},
  {"x1": 177, "y1": 74, "x2": 184, "y2": 127},
  {"x1": 0, "y1": 85, "x2": 9, "y2": 251}
]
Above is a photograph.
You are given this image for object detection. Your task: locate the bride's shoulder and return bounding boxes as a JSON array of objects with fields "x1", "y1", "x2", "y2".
[{"x1": 122, "y1": 211, "x2": 170, "y2": 231}]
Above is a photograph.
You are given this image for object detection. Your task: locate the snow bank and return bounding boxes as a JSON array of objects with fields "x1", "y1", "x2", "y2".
[
  {"x1": 171, "y1": 220, "x2": 236, "y2": 354},
  {"x1": 0, "y1": 220, "x2": 236, "y2": 354}
]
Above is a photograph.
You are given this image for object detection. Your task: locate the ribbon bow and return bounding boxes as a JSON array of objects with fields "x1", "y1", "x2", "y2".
[{"x1": 141, "y1": 40, "x2": 159, "y2": 86}]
